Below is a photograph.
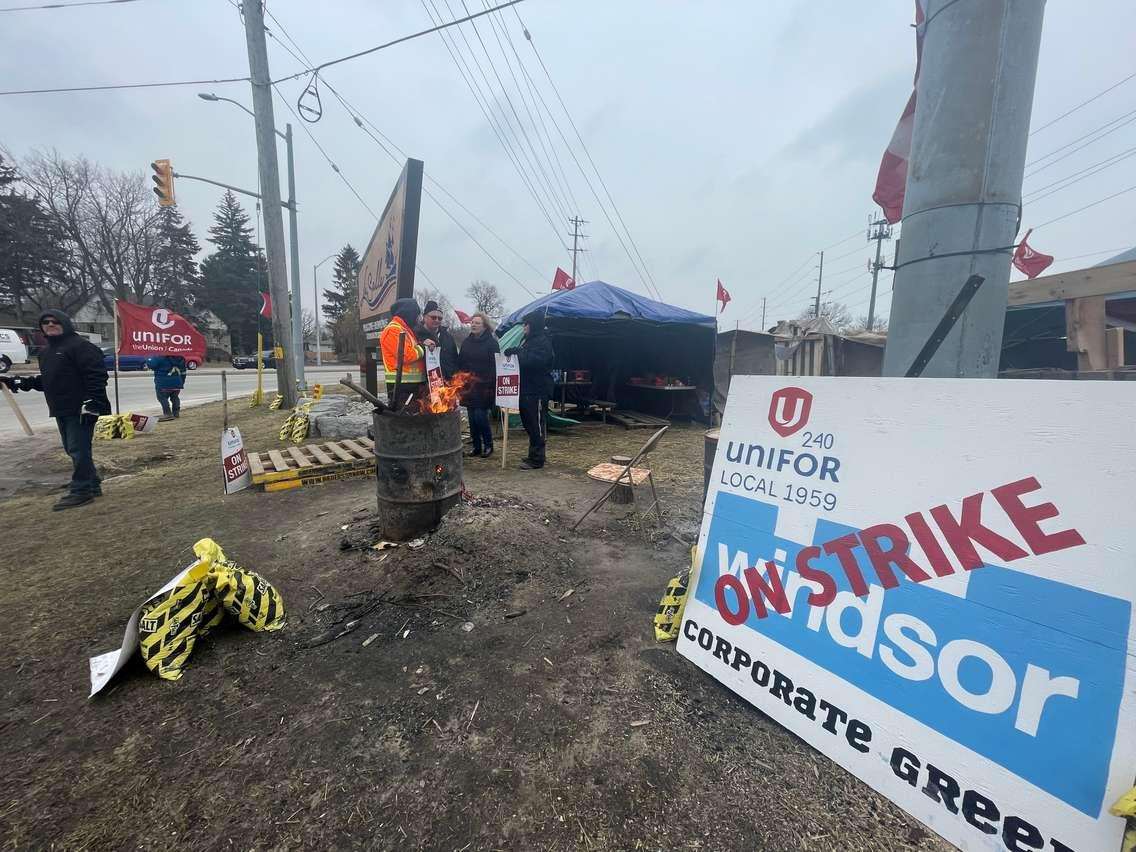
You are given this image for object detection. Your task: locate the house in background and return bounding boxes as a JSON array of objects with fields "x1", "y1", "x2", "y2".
[{"x1": 69, "y1": 299, "x2": 231, "y2": 360}]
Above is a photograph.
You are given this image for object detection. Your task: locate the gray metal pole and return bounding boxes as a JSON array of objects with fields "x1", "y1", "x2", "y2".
[
  {"x1": 285, "y1": 123, "x2": 305, "y2": 388},
  {"x1": 313, "y1": 263, "x2": 321, "y2": 367},
  {"x1": 882, "y1": 0, "x2": 1046, "y2": 377},
  {"x1": 243, "y1": 0, "x2": 296, "y2": 407}
]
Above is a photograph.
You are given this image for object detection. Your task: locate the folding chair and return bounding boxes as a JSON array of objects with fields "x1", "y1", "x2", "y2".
[{"x1": 572, "y1": 426, "x2": 669, "y2": 530}]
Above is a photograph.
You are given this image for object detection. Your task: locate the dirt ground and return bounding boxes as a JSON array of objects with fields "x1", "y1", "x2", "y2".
[{"x1": 0, "y1": 394, "x2": 949, "y2": 851}]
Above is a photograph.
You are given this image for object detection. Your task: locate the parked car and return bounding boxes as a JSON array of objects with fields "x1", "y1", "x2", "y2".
[
  {"x1": 232, "y1": 350, "x2": 276, "y2": 370},
  {"x1": 101, "y1": 346, "x2": 149, "y2": 371},
  {"x1": 0, "y1": 328, "x2": 30, "y2": 373}
]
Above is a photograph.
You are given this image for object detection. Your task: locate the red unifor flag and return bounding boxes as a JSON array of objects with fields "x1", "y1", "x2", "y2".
[
  {"x1": 259, "y1": 292, "x2": 272, "y2": 318},
  {"x1": 873, "y1": 1, "x2": 926, "y2": 224},
  {"x1": 716, "y1": 279, "x2": 731, "y2": 312},
  {"x1": 115, "y1": 300, "x2": 206, "y2": 364},
  {"x1": 552, "y1": 267, "x2": 575, "y2": 291},
  {"x1": 1012, "y1": 229, "x2": 1055, "y2": 279},
  {"x1": 455, "y1": 310, "x2": 473, "y2": 324}
]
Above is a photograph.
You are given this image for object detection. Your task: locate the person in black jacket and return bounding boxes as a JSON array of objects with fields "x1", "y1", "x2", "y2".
[
  {"x1": 0, "y1": 309, "x2": 110, "y2": 509},
  {"x1": 417, "y1": 300, "x2": 459, "y2": 380},
  {"x1": 457, "y1": 312, "x2": 500, "y2": 458},
  {"x1": 504, "y1": 310, "x2": 554, "y2": 470}
]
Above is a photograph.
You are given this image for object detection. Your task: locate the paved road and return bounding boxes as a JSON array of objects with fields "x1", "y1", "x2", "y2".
[{"x1": 0, "y1": 366, "x2": 359, "y2": 440}]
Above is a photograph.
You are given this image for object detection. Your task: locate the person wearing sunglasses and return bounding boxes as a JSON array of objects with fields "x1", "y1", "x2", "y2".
[
  {"x1": 417, "y1": 300, "x2": 459, "y2": 380},
  {"x1": 0, "y1": 310, "x2": 110, "y2": 509}
]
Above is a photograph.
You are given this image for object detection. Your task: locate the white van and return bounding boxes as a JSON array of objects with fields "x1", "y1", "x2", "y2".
[{"x1": 0, "y1": 328, "x2": 30, "y2": 373}]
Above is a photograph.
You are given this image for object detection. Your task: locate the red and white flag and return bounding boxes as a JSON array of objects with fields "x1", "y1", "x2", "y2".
[
  {"x1": 115, "y1": 300, "x2": 206, "y2": 364},
  {"x1": 552, "y1": 267, "x2": 575, "y2": 291},
  {"x1": 259, "y1": 292, "x2": 272, "y2": 318},
  {"x1": 455, "y1": 310, "x2": 473, "y2": 324},
  {"x1": 1012, "y1": 229, "x2": 1054, "y2": 279},
  {"x1": 716, "y1": 279, "x2": 731, "y2": 312},
  {"x1": 873, "y1": 1, "x2": 926, "y2": 224}
]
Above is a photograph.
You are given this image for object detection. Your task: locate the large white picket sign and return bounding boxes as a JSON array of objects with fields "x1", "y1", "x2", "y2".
[{"x1": 678, "y1": 376, "x2": 1136, "y2": 852}]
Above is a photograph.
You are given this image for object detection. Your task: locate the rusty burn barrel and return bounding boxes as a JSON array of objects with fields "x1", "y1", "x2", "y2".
[
  {"x1": 373, "y1": 408, "x2": 464, "y2": 541},
  {"x1": 703, "y1": 428, "x2": 720, "y2": 505}
]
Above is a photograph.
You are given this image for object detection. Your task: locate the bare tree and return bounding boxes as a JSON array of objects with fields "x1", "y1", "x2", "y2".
[
  {"x1": 301, "y1": 309, "x2": 318, "y2": 344},
  {"x1": 850, "y1": 314, "x2": 888, "y2": 333},
  {"x1": 465, "y1": 279, "x2": 504, "y2": 318},
  {"x1": 415, "y1": 286, "x2": 457, "y2": 325},
  {"x1": 21, "y1": 149, "x2": 162, "y2": 310},
  {"x1": 797, "y1": 300, "x2": 854, "y2": 332}
]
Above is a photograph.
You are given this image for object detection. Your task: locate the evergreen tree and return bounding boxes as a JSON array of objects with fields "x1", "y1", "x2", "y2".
[
  {"x1": 200, "y1": 192, "x2": 267, "y2": 353},
  {"x1": 150, "y1": 205, "x2": 203, "y2": 316},
  {"x1": 323, "y1": 243, "x2": 360, "y2": 322}
]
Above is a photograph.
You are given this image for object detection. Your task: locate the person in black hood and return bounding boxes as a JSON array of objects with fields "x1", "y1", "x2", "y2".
[
  {"x1": 417, "y1": 299, "x2": 459, "y2": 380},
  {"x1": 0, "y1": 310, "x2": 110, "y2": 509},
  {"x1": 503, "y1": 310, "x2": 554, "y2": 469}
]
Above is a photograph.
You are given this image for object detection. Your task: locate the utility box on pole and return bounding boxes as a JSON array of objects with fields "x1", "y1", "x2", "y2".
[
  {"x1": 882, "y1": 0, "x2": 1046, "y2": 378},
  {"x1": 243, "y1": 0, "x2": 297, "y2": 406}
]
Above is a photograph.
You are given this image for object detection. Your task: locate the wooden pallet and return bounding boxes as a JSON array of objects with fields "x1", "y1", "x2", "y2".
[
  {"x1": 608, "y1": 409, "x2": 670, "y2": 430},
  {"x1": 249, "y1": 437, "x2": 375, "y2": 492}
]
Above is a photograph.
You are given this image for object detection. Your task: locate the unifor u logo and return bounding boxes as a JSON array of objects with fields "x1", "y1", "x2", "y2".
[
  {"x1": 767, "y1": 386, "x2": 813, "y2": 437},
  {"x1": 151, "y1": 308, "x2": 175, "y2": 329}
]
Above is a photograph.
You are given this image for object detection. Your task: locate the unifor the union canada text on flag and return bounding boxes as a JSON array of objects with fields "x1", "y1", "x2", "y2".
[
  {"x1": 873, "y1": 1, "x2": 925, "y2": 224},
  {"x1": 1012, "y1": 229, "x2": 1055, "y2": 279},
  {"x1": 455, "y1": 310, "x2": 473, "y2": 324},
  {"x1": 115, "y1": 300, "x2": 206, "y2": 366},
  {"x1": 259, "y1": 292, "x2": 272, "y2": 318},
  {"x1": 716, "y1": 279, "x2": 732, "y2": 312},
  {"x1": 552, "y1": 267, "x2": 575, "y2": 291}
]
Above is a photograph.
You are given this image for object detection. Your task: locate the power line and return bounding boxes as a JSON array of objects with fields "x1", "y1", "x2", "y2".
[
  {"x1": 0, "y1": 75, "x2": 248, "y2": 97},
  {"x1": 272, "y1": 85, "x2": 379, "y2": 220},
  {"x1": 1032, "y1": 183, "x2": 1136, "y2": 231},
  {"x1": 514, "y1": 8, "x2": 662, "y2": 301},
  {"x1": 1, "y1": 0, "x2": 140, "y2": 11},
  {"x1": 271, "y1": 0, "x2": 525, "y2": 84},
  {"x1": 1030, "y1": 71, "x2": 1136, "y2": 136},
  {"x1": 454, "y1": 0, "x2": 572, "y2": 227},
  {"x1": 1024, "y1": 113, "x2": 1136, "y2": 179},
  {"x1": 1024, "y1": 144, "x2": 1136, "y2": 203},
  {"x1": 421, "y1": 0, "x2": 569, "y2": 251},
  {"x1": 1025, "y1": 107, "x2": 1136, "y2": 168},
  {"x1": 260, "y1": 6, "x2": 540, "y2": 298}
]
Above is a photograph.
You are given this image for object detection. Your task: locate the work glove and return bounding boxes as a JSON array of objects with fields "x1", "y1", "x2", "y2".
[
  {"x1": 80, "y1": 399, "x2": 104, "y2": 421},
  {"x1": 503, "y1": 347, "x2": 519, "y2": 357}
]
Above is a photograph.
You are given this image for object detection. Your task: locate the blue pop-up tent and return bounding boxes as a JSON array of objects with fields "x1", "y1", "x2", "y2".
[{"x1": 497, "y1": 281, "x2": 716, "y2": 418}]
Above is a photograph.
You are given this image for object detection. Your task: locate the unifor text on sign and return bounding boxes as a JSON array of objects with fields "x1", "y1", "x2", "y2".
[
  {"x1": 494, "y1": 353, "x2": 519, "y2": 410},
  {"x1": 678, "y1": 376, "x2": 1136, "y2": 852}
]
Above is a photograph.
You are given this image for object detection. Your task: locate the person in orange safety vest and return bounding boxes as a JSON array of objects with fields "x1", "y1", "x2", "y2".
[{"x1": 381, "y1": 297, "x2": 435, "y2": 407}]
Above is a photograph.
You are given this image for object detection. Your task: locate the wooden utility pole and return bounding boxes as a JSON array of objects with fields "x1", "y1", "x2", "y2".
[
  {"x1": 243, "y1": 0, "x2": 297, "y2": 406},
  {"x1": 814, "y1": 251, "x2": 824, "y2": 317}
]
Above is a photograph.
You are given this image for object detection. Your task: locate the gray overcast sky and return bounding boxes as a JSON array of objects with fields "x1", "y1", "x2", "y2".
[{"x1": 2, "y1": 0, "x2": 1134, "y2": 329}]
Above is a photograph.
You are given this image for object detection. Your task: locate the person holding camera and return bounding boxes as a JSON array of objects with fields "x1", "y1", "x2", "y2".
[{"x1": 0, "y1": 310, "x2": 110, "y2": 509}]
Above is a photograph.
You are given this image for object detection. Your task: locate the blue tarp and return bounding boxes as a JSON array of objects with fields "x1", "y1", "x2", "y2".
[{"x1": 497, "y1": 281, "x2": 715, "y2": 333}]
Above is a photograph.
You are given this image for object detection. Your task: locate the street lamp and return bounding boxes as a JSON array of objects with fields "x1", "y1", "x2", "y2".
[
  {"x1": 197, "y1": 92, "x2": 305, "y2": 387},
  {"x1": 314, "y1": 253, "x2": 338, "y2": 367}
]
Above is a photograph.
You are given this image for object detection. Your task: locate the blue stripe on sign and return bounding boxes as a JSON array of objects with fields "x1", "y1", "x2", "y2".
[{"x1": 694, "y1": 491, "x2": 1130, "y2": 817}]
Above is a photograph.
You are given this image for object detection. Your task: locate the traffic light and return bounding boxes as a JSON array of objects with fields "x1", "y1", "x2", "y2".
[{"x1": 151, "y1": 159, "x2": 175, "y2": 207}]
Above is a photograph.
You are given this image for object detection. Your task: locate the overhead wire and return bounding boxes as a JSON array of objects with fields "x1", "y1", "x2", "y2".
[
  {"x1": 1032, "y1": 183, "x2": 1136, "y2": 231},
  {"x1": 1025, "y1": 107, "x2": 1136, "y2": 168},
  {"x1": 1029, "y1": 71, "x2": 1136, "y2": 136},
  {"x1": 453, "y1": 0, "x2": 572, "y2": 227},
  {"x1": 1024, "y1": 144, "x2": 1136, "y2": 203},
  {"x1": 262, "y1": 5, "x2": 539, "y2": 298},
  {"x1": 1024, "y1": 113, "x2": 1136, "y2": 178},
  {"x1": 0, "y1": 75, "x2": 248, "y2": 97},
  {"x1": 1, "y1": 0, "x2": 140, "y2": 10},
  {"x1": 421, "y1": 0, "x2": 569, "y2": 252},
  {"x1": 513, "y1": 6, "x2": 663, "y2": 301},
  {"x1": 270, "y1": 0, "x2": 525, "y2": 84}
]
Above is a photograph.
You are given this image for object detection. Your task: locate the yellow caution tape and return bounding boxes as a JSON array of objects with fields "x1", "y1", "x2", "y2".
[
  {"x1": 268, "y1": 393, "x2": 284, "y2": 411},
  {"x1": 653, "y1": 545, "x2": 696, "y2": 642},
  {"x1": 137, "y1": 538, "x2": 286, "y2": 681},
  {"x1": 1112, "y1": 786, "x2": 1136, "y2": 819},
  {"x1": 95, "y1": 414, "x2": 136, "y2": 440}
]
